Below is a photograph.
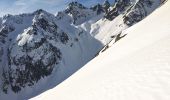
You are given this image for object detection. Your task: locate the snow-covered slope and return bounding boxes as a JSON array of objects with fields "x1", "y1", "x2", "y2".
[
  {"x1": 0, "y1": 0, "x2": 161, "y2": 100},
  {"x1": 80, "y1": 0, "x2": 160, "y2": 45},
  {"x1": 32, "y1": 1, "x2": 170, "y2": 100}
]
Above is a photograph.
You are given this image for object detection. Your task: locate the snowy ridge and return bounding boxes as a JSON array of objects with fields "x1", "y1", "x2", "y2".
[
  {"x1": 0, "y1": 7, "x2": 103, "y2": 100},
  {"x1": 32, "y1": 1, "x2": 170, "y2": 100},
  {"x1": 56, "y1": 2, "x2": 104, "y2": 25},
  {"x1": 0, "y1": 0, "x2": 161, "y2": 100},
  {"x1": 79, "y1": 0, "x2": 161, "y2": 46}
]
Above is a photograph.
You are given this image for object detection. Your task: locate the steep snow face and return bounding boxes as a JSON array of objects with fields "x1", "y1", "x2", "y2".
[
  {"x1": 32, "y1": 1, "x2": 170, "y2": 100},
  {"x1": 0, "y1": 9, "x2": 103, "y2": 99}
]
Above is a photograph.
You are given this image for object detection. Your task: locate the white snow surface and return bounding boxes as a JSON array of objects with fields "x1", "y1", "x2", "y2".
[{"x1": 32, "y1": 1, "x2": 170, "y2": 100}]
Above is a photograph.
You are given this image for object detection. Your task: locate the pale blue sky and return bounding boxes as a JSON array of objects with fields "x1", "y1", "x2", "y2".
[{"x1": 0, "y1": 0, "x2": 114, "y2": 17}]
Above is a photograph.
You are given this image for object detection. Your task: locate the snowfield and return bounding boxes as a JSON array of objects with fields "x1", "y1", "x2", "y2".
[{"x1": 32, "y1": 1, "x2": 170, "y2": 100}]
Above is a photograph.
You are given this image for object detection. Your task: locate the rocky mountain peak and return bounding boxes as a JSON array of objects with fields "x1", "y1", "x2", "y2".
[
  {"x1": 104, "y1": 0, "x2": 160, "y2": 26},
  {"x1": 0, "y1": 7, "x2": 71, "y2": 93},
  {"x1": 67, "y1": 1, "x2": 87, "y2": 10},
  {"x1": 90, "y1": 4, "x2": 105, "y2": 15}
]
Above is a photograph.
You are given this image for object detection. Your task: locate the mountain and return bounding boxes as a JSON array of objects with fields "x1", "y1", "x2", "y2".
[
  {"x1": 32, "y1": 0, "x2": 170, "y2": 100},
  {"x1": 78, "y1": 0, "x2": 160, "y2": 49},
  {"x1": 0, "y1": 0, "x2": 161, "y2": 100},
  {"x1": 56, "y1": 2, "x2": 104, "y2": 25},
  {"x1": 0, "y1": 7, "x2": 103, "y2": 99}
]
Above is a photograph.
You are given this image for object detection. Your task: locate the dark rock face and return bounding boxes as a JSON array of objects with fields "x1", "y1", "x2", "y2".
[
  {"x1": 34, "y1": 16, "x2": 69, "y2": 44},
  {"x1": 56, "y1": 1, "x2": 104, "y2": 25},
  {"x1": 90, "y1": 4, "x2": 105, "y2": 15},
  {"x1": 0, "y1": 25, "x2": 15, "y2": 43},
  {"x1": 0, "y1": 10, "x2": 70, "y2": 93},
  {"x1": 64, "y1": 2, "x2": 89, "y2": 24},
  {"x1": 67, "y1": 2, "x2": 87, "y2": 10},
  {"x1": 5, "y1": 42, "x2": 62, "y2": 93},
  {"x1": 0, "y1": 14, "x2": 25, "y2": 44},
  {"x1": 104, "y1": 0, "x2": 131, "y2": 20},
  {"x1": 103, "y1": 0, "x2": 111, "y2": 14},
  {"x1": 123, "y1": 0, "x2": 155, "y2": 26},
  {"x1": 105, "y1": 0, "x2": 160, "y2": 26}
]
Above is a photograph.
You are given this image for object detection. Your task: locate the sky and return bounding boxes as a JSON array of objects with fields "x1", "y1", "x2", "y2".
[{"x1": 0, "y1": 0, "x2": 114, "y2": 17}]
